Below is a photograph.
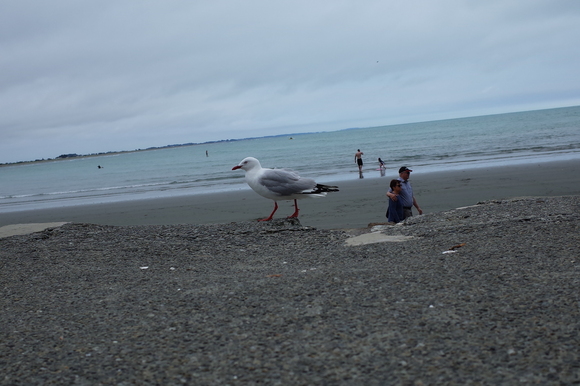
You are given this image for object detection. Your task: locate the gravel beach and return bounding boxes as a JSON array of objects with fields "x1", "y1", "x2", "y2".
[{"x1": 1, "y1": 196, "x2": 579, "y2": 384}]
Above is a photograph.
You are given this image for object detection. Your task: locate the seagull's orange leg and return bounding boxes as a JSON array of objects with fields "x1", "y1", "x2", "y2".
[
  {"x1": 259, "y1": 202, "x2": 278, "y2": 221},
  {"x1": 288, "y1": 199, "x2": 300, "y2": 218}
]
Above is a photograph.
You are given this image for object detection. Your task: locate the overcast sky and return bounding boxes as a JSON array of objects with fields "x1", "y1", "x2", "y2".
[{"x1": 1, "y1": 0, "x2": 579, "y2": 163}]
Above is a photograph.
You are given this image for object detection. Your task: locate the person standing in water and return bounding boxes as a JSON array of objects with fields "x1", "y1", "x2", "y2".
[{"x1": 354, "y1": 149, "x2": 364, "y2": 172}]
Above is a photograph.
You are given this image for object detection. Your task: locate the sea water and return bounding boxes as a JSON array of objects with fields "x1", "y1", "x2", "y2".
[{"x1": 1, "y1": 105, "x2": 579, "y2": 213}]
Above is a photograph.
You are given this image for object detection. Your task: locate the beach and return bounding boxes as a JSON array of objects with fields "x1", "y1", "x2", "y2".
[
  {"x1": 2, "y1": 159, "x2": 580, "y2": 231},
  {"x1": 1, "y1": 196, "x2": 579, "y2": 384},
  {"x1": 1, "y1": 159, "x2": 580, "y2": 384}
]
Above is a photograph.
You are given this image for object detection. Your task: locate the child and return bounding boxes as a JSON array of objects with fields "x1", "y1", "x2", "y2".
[{"x1": 386, "y1": 179, "x2": 404, "y2": 223}]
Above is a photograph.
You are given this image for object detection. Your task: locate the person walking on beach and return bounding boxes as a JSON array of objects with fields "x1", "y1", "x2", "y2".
[
  {"x1": 386, "y1": 179, "x2": 404, "y2": 223},
  {"x1": 355, "y1": 149, "x2": 364, "y2": 172},
  {"x1": 386, "y1": 166, "x2": 423, "y2": 219}
]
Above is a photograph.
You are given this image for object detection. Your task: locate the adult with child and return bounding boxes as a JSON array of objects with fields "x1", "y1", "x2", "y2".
[
  {"x1": 386, "y1": 166, "x2": 423, "y2": 219},
  {"x1": 386, "y1": 179, "x2": 404, "y2": 223}
]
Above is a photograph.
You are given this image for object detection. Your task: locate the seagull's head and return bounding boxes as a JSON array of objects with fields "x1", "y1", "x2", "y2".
[{"x1": 232, "y1": 157, "x2": 261, "y2": 171}]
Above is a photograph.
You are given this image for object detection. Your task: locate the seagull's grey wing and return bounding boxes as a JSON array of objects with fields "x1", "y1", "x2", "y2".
[{"x1": 259, "y1": 169, "x2": 316, "y2": 195}]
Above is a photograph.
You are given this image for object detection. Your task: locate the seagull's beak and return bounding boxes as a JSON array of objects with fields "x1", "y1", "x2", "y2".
[{"x1": 232, "y1": 165, "x2": 242, "y2": 170}]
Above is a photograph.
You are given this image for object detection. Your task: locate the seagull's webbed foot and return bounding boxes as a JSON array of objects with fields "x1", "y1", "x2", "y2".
[
  {"x1": 259, "y1": 202, "x2": 278, "y2": 221},
  {"x1": 288, "y1": 199, "x2": 300, "y2": 218}
]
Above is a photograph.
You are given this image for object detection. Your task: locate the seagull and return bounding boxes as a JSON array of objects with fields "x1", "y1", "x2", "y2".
[{"x1": 232, "y1": 157, "x2": 339, "y2": 221}]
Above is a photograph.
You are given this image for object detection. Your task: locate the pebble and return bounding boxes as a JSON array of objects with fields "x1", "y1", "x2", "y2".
[{"x1": 0, "y1": 196, "x2": 579, "y2": 384}]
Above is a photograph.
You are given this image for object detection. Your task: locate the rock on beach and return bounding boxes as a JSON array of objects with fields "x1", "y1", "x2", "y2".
[{"x1": 1, "y1": 196, "x2": 579, "y2": 384}]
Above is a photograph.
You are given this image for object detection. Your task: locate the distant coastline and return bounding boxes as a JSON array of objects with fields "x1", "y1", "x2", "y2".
[
  {"x1": 0, "y1": 132, "x2": 319, "y2": 167},
  {"x1": 0, "y1": 140, "x2": 221, "y2": 167}
]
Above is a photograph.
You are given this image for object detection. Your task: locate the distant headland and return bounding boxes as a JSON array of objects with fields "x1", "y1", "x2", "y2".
[
  {"x1": 0, "y1": 140, "x2": 224, "y2": 166},
  {"x1": 0, "y1": 131, "x2": 330, "y2": 166}
]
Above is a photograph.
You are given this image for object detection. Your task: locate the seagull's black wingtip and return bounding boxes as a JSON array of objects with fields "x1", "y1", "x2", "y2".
[{"x1": 314, "y1": 184, "x2": 339, "y2": 193}]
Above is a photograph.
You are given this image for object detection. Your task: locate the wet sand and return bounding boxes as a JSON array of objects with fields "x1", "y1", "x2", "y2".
[{"x1": 1, "y1": 159, "x2": 580, "y2": 233}]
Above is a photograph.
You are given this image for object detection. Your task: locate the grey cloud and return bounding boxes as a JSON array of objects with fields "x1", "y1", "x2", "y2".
[{"x1": 1, "y1": 0, "x2": 579, "y2": 162}]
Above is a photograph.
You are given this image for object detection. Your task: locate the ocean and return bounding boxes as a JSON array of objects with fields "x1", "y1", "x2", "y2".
[{"x1": 1, "y1": 105, "x2": 579, "y2": 213}]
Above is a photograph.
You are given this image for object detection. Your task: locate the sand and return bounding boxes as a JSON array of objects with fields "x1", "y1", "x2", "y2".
[
  {"x1": 0, "y1": 222, "x2": 69, "y2": 238},
  {"x1": 2, "y1": 159, "x2": 580, "y2": 235}
]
